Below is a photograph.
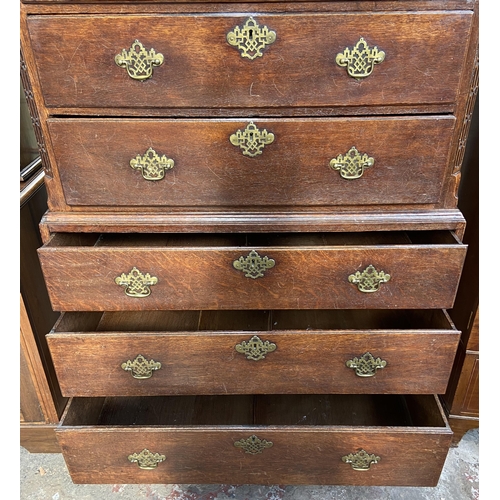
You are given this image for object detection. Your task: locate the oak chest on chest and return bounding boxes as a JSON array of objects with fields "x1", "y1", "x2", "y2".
[{"x1": 21, "y1": 0, "x2": 478, "y2": 486}]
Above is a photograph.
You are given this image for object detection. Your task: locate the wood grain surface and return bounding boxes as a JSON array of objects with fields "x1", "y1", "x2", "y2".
[
  {"x1": 38, "y1": 231, "x2": 466, "y2": 311},
  {"x1": 56, "y1": 394, "x2": 451, "y2": 486},
  {"x1": 46, "y1": 116, "x2": 456, "y2": 209},
  {"x1": 26, "y1": 12, "x2": 472, "y2": 111},
  {"x1": 47, "y1": 309, "x2": 460, "y2": 396}
]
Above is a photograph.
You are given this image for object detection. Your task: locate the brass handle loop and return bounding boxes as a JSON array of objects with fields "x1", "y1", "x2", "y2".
[
  {"x1": 336, "y1": 37, "x2": 385, "y2": 80},
  {"x1": 329, "y1": 146, "x2": 374, "y2": 179},
  {"x1": 128, "y1": 449, "x2": 166, "y2": 469},
  {"x1": 115, "y1": 40, "x2": 164, "y2": 81},
  {"x1": 227, "y1": 17, "x2": 276, "y2": 60},
  {"x1": 346, "y1": 352, "x2": 387, "y2": 377},
  {"x1": 130, "y1": 148, "x2": 174, "y2": 181},
  {"x1": 348, "y1": 265, "x2": 390, "y2": 293},
  {"x1": 121, "y1": 354, "x2": 162, "y2": 379},
  {"x1": 342, "y1": 449, "x2": 380, "y2": 471},
  {"x1": 115, "y1": 267, "x2": 158, "y2": 297}
]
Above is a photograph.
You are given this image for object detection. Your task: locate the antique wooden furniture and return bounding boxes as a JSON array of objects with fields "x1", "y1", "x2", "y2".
[
  {"x1": 441, "y1": 98, "x2": 479, "y2": 445},
  {"x1": 20, "y1": 171, "x2": 66, "y2": 453},
  {"x1": 20, "y1": 0, "x2": 478, "y2": 486},
  {"x1": 20, "y1": 72, "x2": 67, "y2": 452}
]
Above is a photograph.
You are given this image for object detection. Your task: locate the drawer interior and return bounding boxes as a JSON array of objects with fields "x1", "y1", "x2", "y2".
[
  {"x1": 54, "y1": 309, "x2": 456, "y2": 334},
  {"x1": 61, "y1": 394, "x2": 447, "y2": 428},
  {"x1": 45, "y1": 230, "x2": 461, "y2": 249}
]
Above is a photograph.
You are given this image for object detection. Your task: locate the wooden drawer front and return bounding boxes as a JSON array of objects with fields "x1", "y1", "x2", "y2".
[
  {"x1": 48, "y1": 310, "x2": 460, "y2": 397},
  {"x1": 48, "y1": 117, "x2": 455, "y2": 209},
  {"x1": 57, "y1": 395, "x2": 452, "y2": 486},
  {"x1": 38, "y1": 232, "x2": 466, "y2": 311},
  {"x1": 27, "y1": 13, "x2": 472, "y2": 111}
]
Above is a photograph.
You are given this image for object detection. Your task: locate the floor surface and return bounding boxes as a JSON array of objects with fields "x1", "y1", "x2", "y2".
[{"x1": 20, "y1": 428, "x2": 478, "y2": 500}]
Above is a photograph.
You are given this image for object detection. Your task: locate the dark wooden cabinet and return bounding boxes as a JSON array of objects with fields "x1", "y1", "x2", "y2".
[
  {"x1": 20, "y1": 171, "x2": 67, "y2": 452},
  {"x1": 20, "y1": 63, "x2": 68, "y2": 452},
  {"x1": 441, "y1": 98, "x2": 479, "y2": 445},
  {"x1": 21, "y1": 0, "x2": 478, "y2": 485}
]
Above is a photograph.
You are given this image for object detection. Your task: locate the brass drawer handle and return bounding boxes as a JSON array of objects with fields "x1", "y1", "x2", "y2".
[
  {"x1": 230, "y1": 122, "x2": 275, "y2": 157},
  {"x1": 342, "y1": 449, "x2": 380, "y2": 471},
  {"x1": 329, "y1": 146, "x2": 374, "y2": 179},
  {"x1": 128, "y1": 449, "x2": 166, "y2": 469},
  {"x1": 348, "y1": 265, "x2": 390, "y2": 293},
  {"x1": 227, "y1": 17, "x2": 276, "y2": 60},
  {"x1": 115, "y1": 267, "x2": 158, "y2": 297},
  {"x1": 346, "y1": 352, "x2": 387, "y2": 377},
  {"x1": 235, "y1": 335, "x2": 277, "y2": 361},
  {"x1": 121, "y1": 354, "x2": 162, "y2": 379},
  {"x1": 336, "y1": 37, "x2": 385, "y2": 80},
  {"x1": 234, "y1": 435, "x2": 273, "y2": 454},
  {"x1": 233, "y1": 250, "x2": 275, "y2": 279},
  {"x1": 115, "y1": 40, "x2": 164, "y2": 81},
  {"x1": 130, "y1": 147, "x2": 174, "y2": 181}
]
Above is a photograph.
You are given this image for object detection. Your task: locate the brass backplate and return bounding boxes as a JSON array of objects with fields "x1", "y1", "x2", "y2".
[
  {"x1": 234, "y1": 435, "x2": 274, "y2": 454},
  {"x1": 235, "y1": 335, "x2": 277, "y2": 361},
  {"x1": 348, "y1": 265, "x2": 390, "y2": 293},
  {"x1": 128, "y1": 449, "x2": 166, "y2": 469},
  {"x1": 230, "y1": 122, "x2": 275, "y2": 157},
  {"x1": 342, "y1": 449, "x2": 380, "y2": 471},
  {"x1": 121, "y1": 354, "x2": 162, "y2": 379},
  {"x1": 346, "y1": 352, "x2": 387, "y2": 377},
  {"x1": 227, "y1": 17, "x2": 276, "y2": 60},
  {"x1": 336, "y1": 37, "x2": 385, "y2": 79},
  {"x1": 329, "y1": 146, "x2": 374, "y2": 179},
  {"x1": 130, "y1": 147, "x2": 174, "y2": 181},
  {"x1": 233, "y1": 250, "x2": 275, "y2": 278},
  {"x1": 115, "y1": 40, "x2": 164, "y2": 81},
  {"x1": 115, "y1": 267, "x2": 158, "y2": 297}
]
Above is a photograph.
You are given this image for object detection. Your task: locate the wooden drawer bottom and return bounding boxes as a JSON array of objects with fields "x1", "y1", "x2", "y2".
[{"x1": 57, "y1": 394, "x2": 452, "y2": 486}]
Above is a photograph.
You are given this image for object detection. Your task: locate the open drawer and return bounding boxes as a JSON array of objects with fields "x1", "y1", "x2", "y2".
[
  {"x1": 38, "y1": 231, "x2": 466, "y2": 311},
  {"x1": 56, "y1": 394, "x2": 452, "y2": 486},
  {"x1": 47, "y1": 309, "x2": 460, "y2": 396}
]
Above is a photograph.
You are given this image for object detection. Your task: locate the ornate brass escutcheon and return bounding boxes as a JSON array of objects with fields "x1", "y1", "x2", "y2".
[
  {"x1": 121, "y1": 354, "x2": 162, "y2": 379},
  {"x1": 227, "y1": 17, "x2": 276, "y2": 60},
  {"x1": 115, "y1": 267, "x2": 158, "y2": 297},
  {"x1": 234, "y1": 435, "x2": 274, "y2": 454},
  {"x1": 115, "y1": 40, "x2": 164, "y2": 81},
  {"x1": 233, "y1": 250, "x2": 275, "y2": 279},
  {"x1": 329, "y1": 146, "x2": 374, "y2": 179},
  {"x1": 235, "y1": 335, "x2": 277, "y2": 361},
  {"x1": 346, "y1": 352, "x2": 387, "y2": 377},
  {"x1": 336, "y1": 37, "x2": 385, "y2": 80},
  {"x1": 230, "y1": 122, "x2": 275, "y2": 157},
  {"x1": 348, "y1": 265, "x2": 390, "y2": 293},
  {"x1": 342, "y1": 449, "x2": 380, "y2": 471},
  {"x1": 128, "y1": 449, "x2": 166, "y2": 469},
  {"x1": 130, "y1": 147, "x2": 174, "y2": 181}
]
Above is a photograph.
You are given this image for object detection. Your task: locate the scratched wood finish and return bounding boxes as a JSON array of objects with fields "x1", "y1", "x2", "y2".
[
  {"x1": 56, "y1": 394, "x2": 451, "y2": 486},
  {"x1": 47, "y1": 309, "x2": 460, "y2": 396},
  {"x1": 20, "y1": 0, "x2": 474, "y2": 6},
  {"x1": 47, "y1": 116, "x2": 456, "y2": 209},
  {"x1": 38, "y1": 210, "x2": 467, "y2": 240},
  {"x1": 21, "y1": 0, "x2": 478, "y2": 486},
  {"x1": 26, "y1": 12, "x2": 472, "y2": 112},
  {"x1": 37, "y1": 232, "x2": 466, "y2": 311}
]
